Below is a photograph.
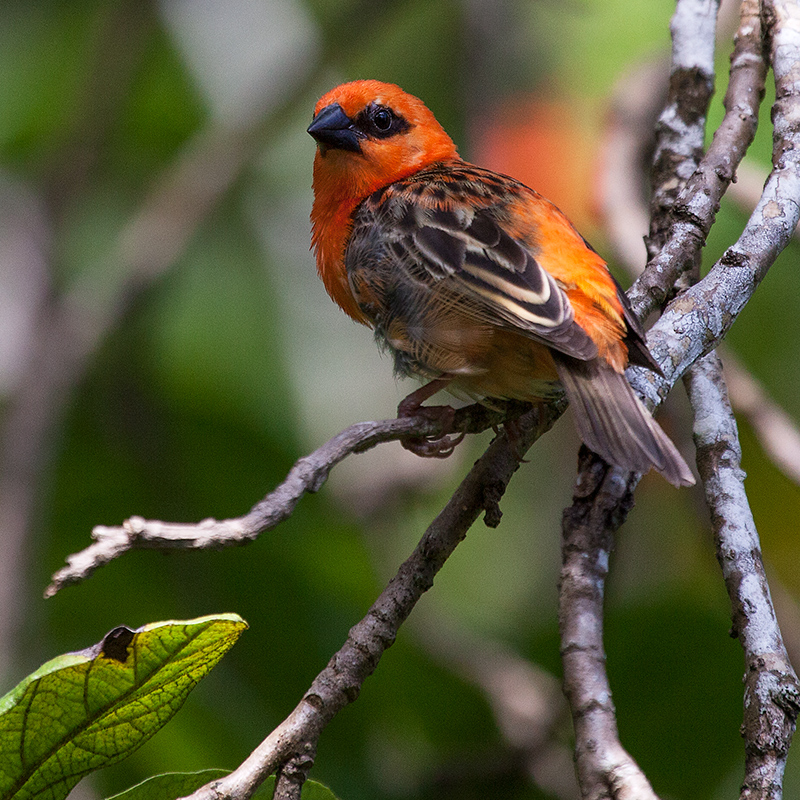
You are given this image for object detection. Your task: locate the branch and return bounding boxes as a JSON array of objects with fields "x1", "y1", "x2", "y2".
[
  {"x1": 46, "y1": 401, "x2": 534, "y2": 595},
  {"x1": 561, "y1": 2, "x2": 800, "y2": 798},
  {"x1": 682, "y1": 4, "x2": 800, "y2": 796},
  {"x1": 559, "y1": 453, "x2": 655, "y2": 800},
  {"x1": 684, "y1": 353, "x2": 800, "y2": 800},
  {"x1": 645, "y1": 0, "x2": 718, "y2": 258},
  {"x1": 641, "y1": 0, "x2": 800, "y2": 390},
  {"x1": 181, "y1": 405, "x2": 560, "y2": 800},
  {"x1": 557, "y1": 1, "x2": 723, "y2": 796},
  {"x1": 271, "y1": 748, "x2": 315, "y2": 800},
  {"x1": 628, "y1": 0, "x2": 766, "y2": 319}
]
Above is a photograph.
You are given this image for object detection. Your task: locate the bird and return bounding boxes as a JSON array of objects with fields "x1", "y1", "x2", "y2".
[{"x1": 307, "y1": 79, "x2": 694, "y2": 487}]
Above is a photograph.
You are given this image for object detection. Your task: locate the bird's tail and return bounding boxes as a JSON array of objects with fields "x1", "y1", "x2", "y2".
[{"x1": 553, "y1": 354, "x2": 695, "y2": 487}]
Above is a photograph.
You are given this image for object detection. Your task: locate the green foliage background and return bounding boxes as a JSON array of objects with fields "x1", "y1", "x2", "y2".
[{"x1": 1, "y1": 1, "x2": 799, "y2": 799}]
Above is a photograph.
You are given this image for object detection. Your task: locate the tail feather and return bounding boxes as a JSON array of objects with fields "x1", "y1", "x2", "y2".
[{"x1": 553, "y1": 355, "x2": 695, "y2": 487}]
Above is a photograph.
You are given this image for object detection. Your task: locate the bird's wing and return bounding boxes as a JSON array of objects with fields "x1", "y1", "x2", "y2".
[{"x1": 348, "y1": 169, "x2": 600, "y2": 362}]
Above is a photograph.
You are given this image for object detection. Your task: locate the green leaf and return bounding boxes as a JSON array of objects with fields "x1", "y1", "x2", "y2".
[
  {"x1": 0, "y1": 614, "x2": 247, "y2": 800},
  {"x1": 106, "y1": 769, "x2": 228, "y2": 800},
  {"x1": 293, "y1": 778, "x2": 342, "y2": 800},
  {"x1": 108, "y1": 771, "x2": 341, "y2": 800}
]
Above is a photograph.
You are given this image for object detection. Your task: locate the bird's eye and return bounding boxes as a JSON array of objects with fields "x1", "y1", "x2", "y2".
[
  {"x1": 356, "y1": 104, "x2": 409, "y2": 138},
  {"x1": 371, "y1": 107, "x2": 393, "y2": 131}
]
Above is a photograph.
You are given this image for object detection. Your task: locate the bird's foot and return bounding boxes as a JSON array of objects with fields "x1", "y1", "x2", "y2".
[{"x1": 398, "y1": 378, "x2": 465, "y2": 459}]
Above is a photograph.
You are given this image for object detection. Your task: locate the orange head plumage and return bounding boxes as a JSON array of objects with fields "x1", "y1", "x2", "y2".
[
  {"x1": 308, "y1": 81, "x2": 459, "y2": 321},
  {"x1": 310, "y1": 80, "x2": 458, "y2": 198}
]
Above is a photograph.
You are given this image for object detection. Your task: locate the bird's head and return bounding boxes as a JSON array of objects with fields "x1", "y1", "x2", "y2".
[{"x1": 308, "y1": 80, "x2": 459, "y2": 199}]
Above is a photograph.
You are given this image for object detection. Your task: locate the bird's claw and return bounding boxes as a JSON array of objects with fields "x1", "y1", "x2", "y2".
[
  {"x1": 401, "y1": 429, "x2": 466, "y2": 458},
  {"x1": 398, "y1": 397, "x2": 466, "y2": 459}
]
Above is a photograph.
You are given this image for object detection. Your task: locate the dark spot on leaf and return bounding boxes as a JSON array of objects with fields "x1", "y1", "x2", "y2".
[{"x1": 101, "y1": 626, "x2": 135, "y2": 663}]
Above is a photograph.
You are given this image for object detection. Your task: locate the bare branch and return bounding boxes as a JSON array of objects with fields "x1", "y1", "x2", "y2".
[
  {"x1": 557, "y1": 1, "x2": 722, "y2": 796},
  {"x1": 629, "y1": 0, "x2": 767, "y2": 319},
  {"x1": 561, "y1": 2, "x2": 800, "y2": 799},
  {"x1": 181, "y1": 405, "x2": 560, "y2": 800},
  {"x1": 646, "y1": 0, "x2": 719, "y2": 258},
  {"x1": 271, "y1": 748, "x2": 315, "y2": 800},
  {"x1": 684, "y1": 352, "x2": 800, "y2": 800},
  {"x1": 585, "y1": 7, "x2": 800, "y2": 800},
  {"x1": 681, "y1": 5, "x2": 800, "y2": 796},
  {"x1": 641, "y1": 0, "x2": 800, "y2": 391},
  {"x1": 46, "y1": 400, "x2": 534, "y2": 596},
  {"x1": 559, "y1": 454, "x2": 657, "y2": 800}
]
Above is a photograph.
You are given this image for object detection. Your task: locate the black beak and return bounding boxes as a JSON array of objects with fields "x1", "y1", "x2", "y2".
[{"x1": 308, "y1": 103, "x2": 362, "y2": 153}]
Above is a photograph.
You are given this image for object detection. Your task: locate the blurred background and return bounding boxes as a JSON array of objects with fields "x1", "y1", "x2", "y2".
[{"x1": 1, "y1": 1, "x2": 799, "y2": 798}]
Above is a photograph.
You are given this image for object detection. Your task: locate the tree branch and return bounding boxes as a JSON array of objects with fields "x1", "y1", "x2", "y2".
[
  {"x1": 628, "y1": 0, "x2": 766, "y2": 320},
  {"x1": 560, "y1": 1, "x2": 800, "y2": 798},
  {"x1": 559, "y1": 453, "x2": 655, "y2": 800},
  {"x1": 684, "y1": 353, "x2": 800, "y2": 800},
  {"x1": 271, "y1": 747, "x2": 315, "y2": 800},
  {"x1": 646, "y1": 0, "x2": 718, "y2": 258},
  {"x1": 640, "y1": 0, "x2": 800, "y2": 391},
  {"x1": 599, "y1": 4, "x2": 800, "y2": 489},
  {"x1": 557, "y1": 1, "x2": 722, "y2": 796},
  {"x1": 46, "y1": 401, "x2": 533, "y2": 596}
]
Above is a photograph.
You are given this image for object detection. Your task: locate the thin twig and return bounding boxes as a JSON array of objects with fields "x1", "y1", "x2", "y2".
[
  {"x1": 271, "y1": 747, "x2": 315, "y2": 800},
  {"x1": 646, "y1": 0, "x2": 719, "y2": 259},
  {"x1": 46, "y1": 401, "x2": 532, "y2": 596},
  {"x1": 559, "y1": 454, "x2": 656, "y2": 800},
  {"x1": 684, "y1": 353, "x2": 800, "y2": 800}
]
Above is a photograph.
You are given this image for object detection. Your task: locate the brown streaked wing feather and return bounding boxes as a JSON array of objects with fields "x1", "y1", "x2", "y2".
[{"x1": 353, "y1": 176, "x2": 599, "y2": 363}]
